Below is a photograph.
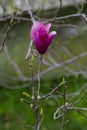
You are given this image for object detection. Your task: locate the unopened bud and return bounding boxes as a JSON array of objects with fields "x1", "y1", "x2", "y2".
[
  {"x1": 22, "y1": 91, "x2": 30, "y2": 97},
  {"x1": 20, "y1": 98, "x2": 24, "y2": 102},
  {"x1": 30, "y1": 104, "x2": 33, "y2": 108}
]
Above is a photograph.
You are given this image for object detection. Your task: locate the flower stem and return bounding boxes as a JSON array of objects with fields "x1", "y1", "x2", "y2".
[{"x1": 37, "y1": 55, "x2": 43, "y2": 104}]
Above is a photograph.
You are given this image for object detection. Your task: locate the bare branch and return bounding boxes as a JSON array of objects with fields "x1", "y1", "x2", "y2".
[
  {"x1": 0, "y1": 20, "x2": 12, "y2": 53},
  {"x1": 22, "y1": 124, "x2": 34, "y2": 129},
  {"x1": 55, "y1": 0, "x2": 62, "y2": 18},
  {"x1": 29, "y1": 54, "x2": 35, "y2": 101},
  {"x1": 4, "y1": 44, "x2": 24, "y2": 80},
  {"x1": 24, "y1": 0, "x2": 35, "y2": 23},
  {"x1": 61, "y1": 83, "x2": 67, "y2": 130},
  {"x1": 37, "y1": 56, "x2": 42, "y2": 102},
  {"x1": 0, "y1": 11, "x2": 17, "y2": 53},
  {"x1": 37, "y1": 51, "x2": 87, "y2": 78},
  {"x1": 67, "y1": 82, "x2": 87, "y2": 97},
  {"x1": 61, "y1": 44, "x2": 87, "y2": 78},
  {"x1": 55, "y1": 13, "x2": 87, "y2": 21},
  {"x1": 25, "y1": 40, "x2": 33, "y2": 60},
  {"x1": 42, "y1": 80, "x2": 66, "y2": 99}
]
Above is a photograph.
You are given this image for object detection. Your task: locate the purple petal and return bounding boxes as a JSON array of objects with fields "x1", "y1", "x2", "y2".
[
  {"x1": 33, "y1": 37, "x2": 48, "y2": 54},
  {"x1": 39, "y1": 28, "x2": 48, "y2": 43},
  {"x1": 47, "y1": 31, "x2": 57, "y2": 45}
]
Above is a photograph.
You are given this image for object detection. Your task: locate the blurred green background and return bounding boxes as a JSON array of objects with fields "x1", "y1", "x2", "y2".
[
  {"x1": 0, "y1": 75, "x2": 87, "y2": 130},
  {"x1": 0, "y1": 2, "x2": 87, "y2": 130}
]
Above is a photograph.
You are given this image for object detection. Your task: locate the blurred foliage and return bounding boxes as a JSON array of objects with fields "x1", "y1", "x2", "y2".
[{"x1": 0, "y1": 75, "x2": 87, "y2": 130}]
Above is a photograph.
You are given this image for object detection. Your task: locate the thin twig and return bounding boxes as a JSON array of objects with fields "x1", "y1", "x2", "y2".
[
  {"x1": 36, "y1": 51, "x2": 87, "y2": 78},
  {"x1": 67, "y1": 82, "x2": 87, "y2": 97},
  {"x1": 70, "y1": 107, "x2": 87, "y2": 120},
  {"x1": 25, "y1": 40, "x2": 33, "y2": 60},
  {"x1": 37, "y1": 55, "x2": 43, "y2": 103},
  {"x1": 0, "y1": 11, "x2": 17, "y2": 53},
  {"x1": 42, "y1": 80, "x2": 66, "y2": 99},
  {"x1": 61, "y1": 83, "x2": 67, "y2": 130},
  {"x1": 33, "y1": 55, "x2": 43, "y2": 130},
  {"x1": 24, "y1": 0, "x2": 35, "y2": 100},
  {"x1": 61, "y1": 44, "x2": 87, "y2": 78},
  {"x1": 54, "y1": 103, "x2": 68, "y2": 120},
  {"x1": 29, "y1": 54, "x2": 35, "y2": 101},
  {"x1": 0, "y1": 13, "x2": 86, "y2": 23},
  {"x1": 55, "y1": 13, "x2": 87, "y2": 20},
  {"x1": 4, "y1": 43, "x2": 24, "y2": 80},
  {"x1": 0, "y1": 15, "x2": 31, "y2": 22},
  {"x1": 43, "y1": 13, "x2": 87, "y2": 23},
  {"x1": 55, "y1": 0, "x2": 62, "y2": 17},
  {"x1": 22, "y1": 124, "x2": 34, "y2": 129},
  {"x1": 24, "y1": 0, "x2": 35, "y2": 60},
  {"x1": 24, "y1": 0, "x2": 35, "y2": 23}
]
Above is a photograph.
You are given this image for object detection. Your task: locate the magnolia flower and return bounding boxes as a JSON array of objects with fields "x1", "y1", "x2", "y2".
[{"x1": 30, "y1": 22, "x2": 57, "y2": 54}]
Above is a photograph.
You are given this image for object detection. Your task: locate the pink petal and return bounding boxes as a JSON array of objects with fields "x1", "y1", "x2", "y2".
[
  {"x1": 31, "y1": 22, "x2": 44, "y2": 31},
  {"x1": 30, "y1": 22, "x2": 44, "y2": 40},
  {"x1": 44, "y1": 23, "x2": 51, "y2": 34},
  {"x1": 48, "y1": 31, "x2": 57, "y2": 44}
]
